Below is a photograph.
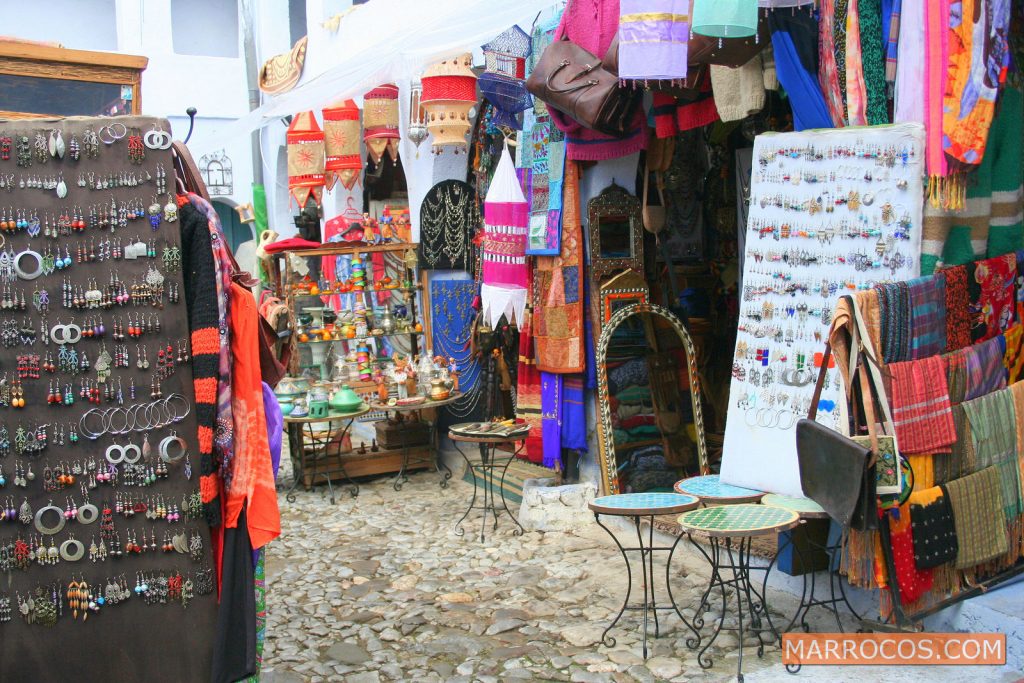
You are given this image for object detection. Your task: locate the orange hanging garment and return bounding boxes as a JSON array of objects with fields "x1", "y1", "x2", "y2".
[{"x1": 226, "y1": 282, "x2": 281, "y2": 549}]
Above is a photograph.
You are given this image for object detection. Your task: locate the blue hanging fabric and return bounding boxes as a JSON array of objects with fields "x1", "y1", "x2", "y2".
[{"x1": 769, "y1": 8, "x2": 834, "y2": 131}]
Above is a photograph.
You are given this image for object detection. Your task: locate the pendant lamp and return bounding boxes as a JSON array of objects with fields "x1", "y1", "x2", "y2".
[
  {"x1": 363, "y1": 84, "x2": 400, "y2": 165},
  {"x1": 478, "y1": 26, "x2": 532, "y2": 130},
  {"x1": 322, "y1": 98, "x2": 361, "y2": 191},
  {"x1": 286, "y1": 111, "x2": 325, "y2": 207},
  {"x1": 420, "y1": 53, "x2": 478, "y2": 154},
  {"x1": 691, "y1": 0, "x2": 758, "y2": 38},
  {"x1": 407, "y1": 80, "x2": 429, "y2": 149}
]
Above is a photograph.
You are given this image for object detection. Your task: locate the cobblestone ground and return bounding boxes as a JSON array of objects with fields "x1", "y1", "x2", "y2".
[{"x1": 259, "y1": 469, "x2": 811, "y2": 683}]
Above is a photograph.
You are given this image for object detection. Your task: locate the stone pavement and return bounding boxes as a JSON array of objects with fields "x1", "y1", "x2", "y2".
[{"x1": 261, "y1": 471, "x2": 799, "y2": 683}]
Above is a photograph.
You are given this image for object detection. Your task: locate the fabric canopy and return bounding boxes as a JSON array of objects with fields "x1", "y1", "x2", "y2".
[{"x1": 227, "y1": 0, "x2": 557, "y2": 134}]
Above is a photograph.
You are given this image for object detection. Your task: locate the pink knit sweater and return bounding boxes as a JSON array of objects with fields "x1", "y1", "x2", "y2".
[{"x1": 550, "y1": 0, "x2": 648, "y2": 161}]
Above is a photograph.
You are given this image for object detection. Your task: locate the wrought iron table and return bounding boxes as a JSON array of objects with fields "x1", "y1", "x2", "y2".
[
  {"x1": 674, "y1": 474, "x2": 766, "y2": 505},
  {"x1": 589, "y1": 492, "x2": 703, "y2": 659},
  {"x1": 678, "y1": 504, "x2": 800, "y2": 682},
  {"x1": 760, "y1": 494, "x2": 862, "y2": 642},
  {"x1": 371, "y1": 393, "x2": 462, "y2": 491},
  {"x1": 284, "y1": 406, "x2": 370, "y2": 503},
  {"x1": 448, "y1": 429, "x2": 526, "y2": 542}
]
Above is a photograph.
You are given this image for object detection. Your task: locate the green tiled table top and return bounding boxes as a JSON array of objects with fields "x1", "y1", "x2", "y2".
[
  {"x1": 761, "y1": 493, "x2": 829, "y2": 519},
  {"x1": 673, "y1": 475, "x2": 765, "y2": 503},
  {"x1": 677, "y1": 504, "x2": 800, "y2": 538},
  {"x1": 590, "y1": 492, "x2": 700, "y2": 516}
]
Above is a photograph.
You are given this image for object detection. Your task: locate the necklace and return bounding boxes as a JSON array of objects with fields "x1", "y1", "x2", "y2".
[
  {"x1": 431, "y1": 280, "x2": 482, "y2": 418},
  {"x1": 419, "y1": 181, "x2": 477, "y2": 271}
]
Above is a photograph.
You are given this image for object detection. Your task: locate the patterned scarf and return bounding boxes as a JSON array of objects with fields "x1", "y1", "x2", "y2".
[
  {"x1": 515, "y1": 297, "x2": 545, "y2": 464},
  {"x1": 962, "y1": 388, "x2": 1021, "y2": 520},
  {"x1": 845, "y1": 0, "x2": 868, "y2": 126},
  {"x1": 944, "y1": 264, "x2": 973, "y2": 351},
  {"x1": 1004, "y1": 324, "x2": 1024, "y2": 383},
  {"x1": 859, "y1": 0, "x2": 889, "y2": 125},
  {"x1": 964, "y1": 335, "x2": 1008, "y2": 401},
  {"x1": 945, "y1": 466, "x2": 1010, "y2": 568},
  {"x1": 884, "y1": 0, "x2": 903, "y2": 82},
  {"x1": 888, "y1": 502, "x2": 934, "y2": 604},
  {"x1": 819, "y1": 0, "x2": 848, "y2": 126},
  {"x1": 889, "y1": 356, "x2": 957, "y2": 454},
  {"x1": 910, "y1": 486, "x2": 959, "y2": 569},
  {"x1": 908, "y1": 273, "x2": 947, "y2": 359},
  {"x1": 968, "y1": 253, "x2": 1018, "y2": 343}
]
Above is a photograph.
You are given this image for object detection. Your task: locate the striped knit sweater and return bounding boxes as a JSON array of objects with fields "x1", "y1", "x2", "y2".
[
  {"x1": 180, "y1": 197, "x2": 223, "y2": 526},
  {"x1": 922, "y1": 88, "x2": 1024, "y2": 274}
]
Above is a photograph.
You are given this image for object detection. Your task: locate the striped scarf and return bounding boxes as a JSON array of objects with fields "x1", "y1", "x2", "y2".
[
  {"x1": 889, "y1": 355, "x2": 957, "y2": 454},
  {"x1": 962, "y1": 388, "x2": 1021, "y2": 520},
  {"x1": 908, "y1": 273, "x2": 947, "y2": 359},
  {"x1": 884, "y1": 0, "x2": 902, "y2": 82},
  {"x1": 946, "y1": 466, "x2": 1010, "y2": 568}
]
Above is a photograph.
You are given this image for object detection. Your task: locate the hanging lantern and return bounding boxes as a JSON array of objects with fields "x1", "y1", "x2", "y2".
[
  {"x1": 407, "y1": 80, "x2": 429, "y2": 149},
  {"x1": 478, "y1": 26, "x2": 532, "y2": 130},
  {"x1": 286, "y1": 111, "x2": 325, "y2": 207},
  {"x1": 691, "y1": 0, "x2": 758, "y2": 38},
  {"x1": 363, "y1": 84, "x2": 400, "y2": 165},
  {"x1": 322, "y1": 98, "x2": 362, "y2": 191},
  {"x1": 420, "y1": 53, "x2": 478, "y2": 154}
]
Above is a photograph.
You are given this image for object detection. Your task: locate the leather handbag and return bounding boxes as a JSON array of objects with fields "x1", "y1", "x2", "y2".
[
  {"x1": 796, "y1": 341, "x2": 875, "y2": 529},
  {"x1": 525, "y1": 37, "x2": 642, "y2": 138}
]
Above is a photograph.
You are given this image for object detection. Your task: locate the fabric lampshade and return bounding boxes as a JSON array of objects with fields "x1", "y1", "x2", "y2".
[
  {"x1": 363, "y1": 84, "x2": 400, "y2": 165},
  {"x1": 691, "y1": 0, "x2": 758, "y2": 38},
  {"x1": 421, "y1": 53, "x2": 478, "y2": 153},
  {"x1": 322, "y1": 98, "x2": 362, "y2": 190},
  {"x1": 286, "y1": 111, "x2": 326, "y2": 207}
]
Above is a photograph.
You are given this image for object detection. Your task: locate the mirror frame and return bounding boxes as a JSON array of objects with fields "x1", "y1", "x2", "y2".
[
  {"x1": 587, "y1": 182, "x2": 643, "y2": 281},
  {"x1": 595, "y1": 302, "x2": 709, "y2": 495}
]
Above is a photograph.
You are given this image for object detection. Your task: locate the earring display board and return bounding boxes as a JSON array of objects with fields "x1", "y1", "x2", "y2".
[
  {"x1": 720, "y1": 124, "x2": 925, "y2": 498},
  {"x1": 0, "y1": 116, "x2": 214, "y2": 681}
]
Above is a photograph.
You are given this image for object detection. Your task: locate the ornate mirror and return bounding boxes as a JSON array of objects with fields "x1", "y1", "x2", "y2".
[
  {"x1": 599, "y1": 269, "x2": 649, "y2": 325},
  {"x1": 588, "y1": 182, "x2": 643, "y2": 281},
  {"x1": 596, "y1": 303, "x2": 708, "y2": 495}
]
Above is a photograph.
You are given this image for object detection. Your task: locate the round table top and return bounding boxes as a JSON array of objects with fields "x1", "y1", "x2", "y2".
[
  {"x1": 761, "y1": 493, "x2": 829, "y2": 519},
  {"x1": 371, "y1": 392, "x2": 463, "y2": 412},
  {"x1": 590, "y1": 492, "x2": 700, "y2": 516},
  {"x1": 673, "y1": 475, "x2": 765, "y2": 504},
  {"x1": 448, "y1": 430, "x2": 529, "y2": 445},
  {"x1": 677, "y1": 504, "x2": 801, "y2": 538},
  {"x1": 284, "y1": 405, "x2": 370, "y2": 424}
]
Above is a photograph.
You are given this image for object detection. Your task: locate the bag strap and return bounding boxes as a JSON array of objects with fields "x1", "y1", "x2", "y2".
[
  {"x1": 806, "y1": 342, "x2": 833, "y2": 420},
  {"x1": 171, "y1": 141, "x2": 210, "y2": 203}
]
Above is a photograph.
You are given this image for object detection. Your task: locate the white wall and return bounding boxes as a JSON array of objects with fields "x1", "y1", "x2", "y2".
[{"x1": 1, "y1": 0, "x2": 119, "y2": 51}]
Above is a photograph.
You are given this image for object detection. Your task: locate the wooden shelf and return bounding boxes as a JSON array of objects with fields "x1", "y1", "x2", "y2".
[{"x1": 282, "y1": 242, "x2": 415, "y2": 258}]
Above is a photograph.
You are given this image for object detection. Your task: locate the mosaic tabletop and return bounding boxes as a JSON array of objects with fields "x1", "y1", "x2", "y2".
[
  {"x1": 761, "y1": 493, "x2": 829, "y2": 518},
  {"x1": 677, "y1": 504, "x2": 800, "y2": 538},
  {"x1": 673, "y1": 475, "x2": 765, "y2": 503},
  {"x1": 590, "y1": 492, "x2": 701, "y2": 516}
]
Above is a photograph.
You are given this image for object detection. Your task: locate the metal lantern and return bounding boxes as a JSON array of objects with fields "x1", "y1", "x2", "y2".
[
  {"x1": 407, "y1": 80, "x2": 429, "y2": 148},
  {"x1": 322, "y1": 98, "x2": 362, "y2": 191},
  {"x1": 420, "y1": 53, "x2": 478, "y2": 154},
  {"x1": 286, "y1": 111, "x2": 326, "y2": 207},
  {"x1": 692, "y1": 0, "x2": 758, "y2": 38},
  {"x1": 363, "y1": 84, "x2": 400, "y2": 165},
  {"x1": 478, "y1": 26, "x2": 532, "y2": 130}
]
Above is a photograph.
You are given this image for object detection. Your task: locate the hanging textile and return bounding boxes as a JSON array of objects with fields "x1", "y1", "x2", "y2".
[
  {"x1": 968, "y1": 253, "x2": 1018, "y2": 343},
  {"x1": 541, "y1": 372, "x2": 564, "y2": 469},
  {"x1": 515, "y1": 296, "x2": 545, "y2": 463},
  {"x1": 887, "y1": 503, "x2": 935, "y2": 605},
  {"x1": 963, "y1": 335, "x2": 1008, "y2": 401},
  {"x1": 226, "y1": 283, "x2": 281, "y2": 551},
  {"x1": 921, "y1": 89, "x2": 1024, "y2": 274},
  {"x1": 942, "y1": 0, "x2": 1012, "y2": 174},
  {"x1": 884, "y1": 0, "x2": 902, "y2": 83},
  {"x1": 1004, "y1": 324, "x2": 1024, "y2": 384},
  {"x1": 910, "y1": 487, "x2": 959, "y2": 569},
  {"x1": 858, "y1": 0, "x2": 889, "y2": 125},
  {"x1": 945, "y1": 466, "x2": 1010, "y2": 568},
  {"x1": 562, "y1": 374, "x2": 586, "y2": 451},
  {"x1": 908, "y1": 273, "x2": 947, "y2": 359},
  {"x1": 534, "y1": 159, "x2": 585, "y2": 373},
  {"x1": 944, "y1": 264, "x2": 973, "y2": 351},
  {"x1": 769, "y1": 8, "x2": 834, "y2": 131},
  {"x1": 844, "y1": 0, "x2": 868, "y2": 126},
  {"x1": 481, "y1": 146, "x2": 530, "y2": 328},
  {"x1": 889, "y1": 356, "x2": 957, "y2": 454},
  {"x1": 431, "y1": 279, "x2": 484, "y2": 422},
  {"x1": 962, "y1": 389, "x2": 1021, "y2": 520},
  {"x1": 417, "y1": 180, "x2": 478, "y2": 272},
  {"x1": 893, "y1": 0, "x2": 924, "y2": 125},
  {"x1": 618, "y1": 0, "x2": 689, "y2": 81},
  {"x1": 818, "y1": 0, "x2": 847, "y2": 126}
]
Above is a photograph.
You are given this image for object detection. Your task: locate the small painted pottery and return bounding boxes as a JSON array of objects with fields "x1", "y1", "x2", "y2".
[{"x1": 331, "y1": 384, "x2": 363, "y2": 413}]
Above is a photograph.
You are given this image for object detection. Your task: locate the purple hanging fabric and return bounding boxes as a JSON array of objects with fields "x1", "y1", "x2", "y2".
[
  {"x1": 618, "y1": 0, "x2": 690, "y2": 81},
  {"x1": 541, "y1": 372, "x2": 563, "y2": 469}
]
